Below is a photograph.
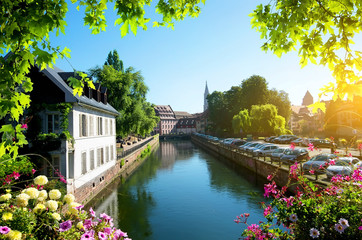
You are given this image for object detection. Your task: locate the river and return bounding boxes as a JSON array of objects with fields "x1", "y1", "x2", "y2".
[{"x1": 90, "y1": 140, "x2": 268, "y2": 240}]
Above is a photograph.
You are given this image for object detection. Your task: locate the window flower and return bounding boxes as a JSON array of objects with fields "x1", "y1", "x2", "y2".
[
  {"x1": 7, "y1": 230, "x2": 22, "y2": 240},
  {"x1": 339, "y1": 218, "x2": 349, "y2": 228},
  {"x1": 46, "y1": 200, "x2": 58, "y2": 211},
  {"x1": 0, "y1": 193, "x2": 12, "y2": 202},
  {"x1": 63, "y1": 193, "x2": 75, "y2": 204},
  {"x1": 98, "y1": 231, "x2": 107, "y2": 240},
  {"x1": 34, "y1": 175, "x2": 48, "y2": 186},
  {"x1": 59, "y1": 220, "x2": 72, "y2": 232},
  {"x1": 49, "y1": 189, "x2": 61, "y2": 200},
  {"x1": 51, "y1": 212, "x2": 61, "y2": 221},
  {"x1": 2, "y1": 212, "x2": 13, "y2": 221},
  {"x1": 68, "y1": 202, "x2": 82, "y2": 215},
  {"x1": 289, "y1": 214, "x2": 298, "y2": 222},
  {"x1": 15, "y1": 193, "x2": 30, "y2": 207},
  {"x1": 0, "y1": 226, "x2": 10, "y2": 234},
  {"x1": 38, "y1": 190, "x2": 48, "y2": 199},
  {"x1": 33, "y1": 203, "x2": 46, "y2": 214},
  {"x1": 310, "y1": 228, "x2": 320, "y2": 238},
  {"x1": 24, "y1": 187, "x2": 39, "y2": 199},
  {"x1": 334, "y1": 223, "x2": 345, "y2": 233}
]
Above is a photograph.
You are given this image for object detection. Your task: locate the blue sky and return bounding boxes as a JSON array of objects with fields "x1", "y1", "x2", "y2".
[{"x1": 50, "y1": 0, "x2": 360, "y2": 114}]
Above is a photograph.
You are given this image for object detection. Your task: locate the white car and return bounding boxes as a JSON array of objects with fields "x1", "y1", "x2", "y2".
[
  {"x1": 326, "y1": 157, "x2": 361, "y2": 179},
  {"x1": 253, "y1": 145, "x2": 279, "y2": 157}
]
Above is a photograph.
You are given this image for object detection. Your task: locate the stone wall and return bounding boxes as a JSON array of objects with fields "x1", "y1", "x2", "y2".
[
  {"x1": 191, "y1": 135, "x2": 328, "y2": 191},
  {"x1": 74, "y1": 136, "x2": 159, "y2": 205}
]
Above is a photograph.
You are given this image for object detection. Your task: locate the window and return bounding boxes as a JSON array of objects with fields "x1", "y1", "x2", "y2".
[
  {"x1": 106, "y1": 146, "x2": 109, "y2": 162},
  {"x1": 89, "y1": 116, "x2": 94, "y2": 136},
  {"x1": 90, "y1": 150, "x2": 95, "y2": 170},
  {"x1": 81, "y1": 152, "x2": 87, "y2": 175},
  {"x1": 97, "y1": 148, "x2": 104, "y2": 166},
  {"x1": 97, "y1": 117, "x2": 103, "y2": 135},
  {"x1": 110, "y1": 119, "x2": 113, "y2": 135},
  {"x1": 79, "y1": 114, "x2": 88, "y2": 137},
  {"x1": 110, "y1": 145, "x2": 114, "y2": 161},
  {"x1": 47, "y1": 114, "x2": 60, "y2": 133}
]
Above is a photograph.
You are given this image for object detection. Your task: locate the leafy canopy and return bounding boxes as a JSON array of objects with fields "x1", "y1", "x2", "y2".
[{"x1": 250, "y1": 0, "x2": 362, "y2": 110}]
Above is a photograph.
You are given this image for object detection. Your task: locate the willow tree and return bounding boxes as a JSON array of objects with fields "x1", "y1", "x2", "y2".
[
  {"x1": 250, "y1": 0, "x2": 362, "y2": 111},
  {"x1": 0, "y1": 0, "x2": 204, "y2": 173}
]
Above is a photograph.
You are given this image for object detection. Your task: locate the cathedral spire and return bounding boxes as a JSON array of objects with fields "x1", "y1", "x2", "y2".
[{"x1": 204, "y1": 81, "x2": 209, "y2": 111}]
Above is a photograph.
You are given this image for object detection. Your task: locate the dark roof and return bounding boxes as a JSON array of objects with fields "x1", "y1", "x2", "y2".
[{"x1": 41, "y1": 66, "x2": 119, "y2": 116}]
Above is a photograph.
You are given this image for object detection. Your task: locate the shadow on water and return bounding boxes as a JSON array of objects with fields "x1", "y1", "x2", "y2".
[{"x1": 89, "y1": 140, "x2": 268, "y2": 240}]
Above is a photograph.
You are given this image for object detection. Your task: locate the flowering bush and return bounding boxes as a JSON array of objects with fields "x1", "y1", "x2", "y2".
[
  {"x1": 237, "y1": 162, "x2": 362, "y2": 239},
  {"x1": 0, "y1": 175, "x2": 131, "y2": 240}
]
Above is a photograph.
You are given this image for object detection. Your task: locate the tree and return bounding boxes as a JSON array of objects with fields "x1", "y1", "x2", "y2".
[
  {"x1": 267, "y1": 88, "x2": 292, "y2": 123},
  {"x1": 90, "y1": 63, "x2": 159, "y2": 138},
  {"x1": 207, "y1": 91, "x2": 231, "y2": 135},
  {"x1": 105, "y1": 50, "x2": 124, "y2": 72},
  {"x1": 232, "y1": 109, "x2": 251, "y2": 136},
  {"x1": 250, "y1": 1, "x2": 362, "y2": 110},
  {"x1": 240, "y1": 75, "x2": 269, "y2": 111},
  {"x1": 1, "y1": 0, "x2": 203, "y2": 167},
  {"x1": 249, "y1": 104, "x2": 288, "y2": 136}
]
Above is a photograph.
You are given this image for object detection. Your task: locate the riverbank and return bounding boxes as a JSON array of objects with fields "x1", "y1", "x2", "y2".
[
  {"x1": 76, "y1": 135, "x2": 159, "y2": 206},
  {"x1": 191, "y1": 135, "x2": 329, "y2": 191}
]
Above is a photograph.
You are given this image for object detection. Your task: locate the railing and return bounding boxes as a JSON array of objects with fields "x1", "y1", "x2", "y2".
[{"x1": 117, "y1": 137, "x2": 154, "y2": 159}]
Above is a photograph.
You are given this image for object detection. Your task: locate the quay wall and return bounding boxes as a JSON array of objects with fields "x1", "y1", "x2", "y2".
[
  {"x1": 191, "y1": 135, "x2": 328, "y2": 191},
  {"x1": 74, "y1": 136, "x2": 159, "y2": 205}
]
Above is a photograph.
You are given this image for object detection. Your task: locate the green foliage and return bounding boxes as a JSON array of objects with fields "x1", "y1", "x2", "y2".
[
  {"x1": 207, "y1": 75, "x2": 291, "y2": 136},
  {"x1": 250, "y1": 1, "x2": 362, "y2": 110},
  {"x1": 90, "y1": 54, "x2": 159, "y2": 138},
  {"x1": 105, "y1": 49, "x2": 124, "y2": 72},
  {"x1": 1, "y1": 0, "x2": 201, "y2": 191}
]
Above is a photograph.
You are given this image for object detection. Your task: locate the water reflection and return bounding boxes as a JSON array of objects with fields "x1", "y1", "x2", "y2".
[{"x1": 91, "y1": 141, "x2": 267, "y2": 240}]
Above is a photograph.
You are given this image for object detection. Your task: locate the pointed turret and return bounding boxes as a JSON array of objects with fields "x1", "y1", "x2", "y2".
[
  {"x1": 302, "y1": 90, "x2": 313, "y2": 106},
  {"x1": 204, "y1": 81, "x2": 209, "y2": 111}
]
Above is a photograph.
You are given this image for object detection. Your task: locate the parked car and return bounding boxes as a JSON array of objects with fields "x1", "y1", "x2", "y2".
[
  {"x1": 291, "y1": 138, "x2": 309, "y2": 147},
  {"x1": 239, "y1": 142, "x2": 254, "y2": 151},
  {"x1": 241, "y1": 142, "x2": 261, "y2": 153},
  {"x1": 302, "y1": 153, "x2": 338, "y2": 174},
  {"x1": 280, "y1": 148, "x2": 309, "y2": 164},
  {"x1": 222, "y1": 138, "x2": 235, "y2": 145},
  {"x1": 273, "y1": 135, "x2": 298, "y2": 144},
  {"x1": 246, "y1": 143, "x2": 266, "y2": 153},
  {"x1": 231, "y1": 139, "x2": 246, "y2": 147},
  {"x1": 326, "y1": 157, "x2": 361, "y2": 179},
  {"x1": 253, "y1": 145, "x2": 279, "y2": 157},
  {"x1": 265, "y1": 136, "x2": 277, "y2": 143},
  {"x1": 310, "y1": 139, "x2": 337, "y2": 149},
  {"x1": 270, "y1": 147, "x2": 288, "y2": 161}
]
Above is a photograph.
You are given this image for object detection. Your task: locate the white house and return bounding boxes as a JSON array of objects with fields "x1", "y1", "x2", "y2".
[{"x1": 28, "y1": 65, "x2": 119, "y2": 194}]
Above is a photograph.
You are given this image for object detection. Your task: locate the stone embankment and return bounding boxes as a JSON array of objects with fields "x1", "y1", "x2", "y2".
[
  {"x1": 77, "y1": 136, "x2": 159, "y2": 206},
  {"x1": 191, "y1": 135, "x2": 328, "y2": 191}
]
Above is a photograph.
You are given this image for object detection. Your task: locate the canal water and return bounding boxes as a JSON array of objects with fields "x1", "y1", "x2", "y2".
[{"x1": 91, "y1": 141, "x2": 268, "y2": 240}]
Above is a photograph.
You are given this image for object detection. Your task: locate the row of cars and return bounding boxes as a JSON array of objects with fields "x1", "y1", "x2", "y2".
[
  {"x1": 266, "y1": 135, "x2": 337, "y2": 148},
  {"x1": 194, "y1": 133, "x2": 362, "y2": 180}
]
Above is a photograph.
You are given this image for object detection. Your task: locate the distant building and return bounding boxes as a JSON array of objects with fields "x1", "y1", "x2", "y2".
[
  {"x1": 176, "y1": 118, "x2": 197, "y2": 134},
  {"x1": 289, "y1": 91, "x2": 324, "y2": 135},
  {"x1": 204, "y1": 81, "x2": 209, "y2": 111},
  {"x1": 174, "y1": 111, "x2": 192, "y2": 119},
  {"x1": 153, "y1": 105, "x2": 178, "y2": 135},
  {"x1": 302, "y1": 90, "x2": 314, "y2": 106}
]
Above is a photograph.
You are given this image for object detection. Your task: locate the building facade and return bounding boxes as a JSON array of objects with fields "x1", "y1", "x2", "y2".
[
  {"x1": 153, "y1": 105, "x2": 178, "y2": 135},
  {"x1": 28, "y1": 65, "x2": 119, "y2": 194}
]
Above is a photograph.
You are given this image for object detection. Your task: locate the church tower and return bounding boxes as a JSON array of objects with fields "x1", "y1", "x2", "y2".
[
  {"x1": 204, "y1": 81, "x2": 209, "y2": 111},
  {"x1": 302, "y1": 90, "x2": 313, "y2": 106}
]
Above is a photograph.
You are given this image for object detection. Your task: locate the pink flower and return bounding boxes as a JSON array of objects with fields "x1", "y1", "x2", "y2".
[
  {"x1": 263, "y1": 205, "x2": 273, "y2": 217},
  {"x1": 348, "y1": 152, "x2": 352, "y2": 157},
  {"x1": 309, "y1": 170, "x2": 315, "y2": 174},
  {"x1": 0, "y1": 226, "x2": 10, "y2": 234},
  {"x1": 31, "y1": 169, "x2": 36, "y2": 174},
  {"x1": 290, "y1": 143, "x2": 295, "y2": 150},
  {"x1": 89, "y1": 208, "x2": 96, "y2": 218},
  {"x1": 329, "y1": 159, "x2": 336, "y2": 165},
  {"x1": 20, "y1": 124, "x2": 28, "y2": 129},
  {"x1": 308, "y1": 143, "x2": 315, "y2": 151},
  {"x1": 267, "y1": 175, "x2": 273, "y2": 181},
  {"x1": 59, "y1": 220, "x2": 72, "y2": 232},
  {"x1": 12, "y1": 172, "x2": 20, "y2": 180}
]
